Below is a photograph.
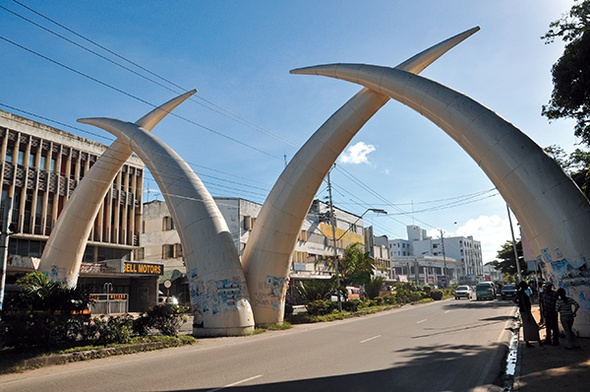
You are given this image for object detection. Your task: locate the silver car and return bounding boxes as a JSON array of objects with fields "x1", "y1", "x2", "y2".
[{"x1": 454, "y1": 285, "x2": 473, "y2": 300}]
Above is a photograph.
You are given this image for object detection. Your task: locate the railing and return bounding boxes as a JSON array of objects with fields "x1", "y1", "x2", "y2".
[{"x1": 88, "y1": 293, "x2": 128, "y2": 314}]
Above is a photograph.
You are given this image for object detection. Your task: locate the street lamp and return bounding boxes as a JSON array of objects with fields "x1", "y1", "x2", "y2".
[{"x1": 330, "y1": 207, "x2": 387, "y2": 311}]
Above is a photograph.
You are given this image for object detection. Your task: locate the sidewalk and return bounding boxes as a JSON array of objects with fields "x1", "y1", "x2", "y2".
[{"x1": 514, "y1": 304, "x2": 590, "y2": 391}]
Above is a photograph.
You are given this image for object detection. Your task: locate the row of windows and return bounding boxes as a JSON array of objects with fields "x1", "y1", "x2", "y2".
[
  {"x1": 389, "y1": 242, "x2": 409, "y2": 248},
  {"x1": 162, "y1": 243, "x2": 183, "y2": 259}
]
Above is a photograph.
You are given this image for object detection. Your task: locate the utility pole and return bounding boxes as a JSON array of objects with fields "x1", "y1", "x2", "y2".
[
  {"x1": 0, "y1": 196, "x2": 14, "y2": 321},
  {"x1": 326, "y1": 169, "x2": 342, "y2": 311},
  {"x1": 414, "y1": 255, "x2": 419, "y2": 286},
  {"x1": 507, "y1": 203, "x2": 522, "y2": 283},
  {"x1": 440, "y1": 229, "x2": 447, "y2": 288}
]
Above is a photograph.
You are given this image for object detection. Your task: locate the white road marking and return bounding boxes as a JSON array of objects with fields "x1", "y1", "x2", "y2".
[
  {"x1": 444, "y1": 310, "x2": 451, "y2": 313},
  {"x1": 207, "y1": 375, "x2": 263, "y2": 391},
  {"x1": 360, "y1": 335, "x2": 381, "y2": 343},
  {"x1": 417, "y1": 319, "x2": 427, "y2": 324}
]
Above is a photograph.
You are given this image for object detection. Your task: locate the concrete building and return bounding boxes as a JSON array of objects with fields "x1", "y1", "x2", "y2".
[
  {"x1": 1, "y1": 110, "x2": 162, "y2": 312},
  {"x1": 365, "y1": 227, "x2": 393, "y2": 280},
  {"x1": 412, "y1": 232, "x2": 483, "y2": 284},
  {"x1": 139, "y1": 198, "x2": 384, "y2": 299},
  {"x1": 388, "y1": 225, "x2": 482, "y2": 286}
]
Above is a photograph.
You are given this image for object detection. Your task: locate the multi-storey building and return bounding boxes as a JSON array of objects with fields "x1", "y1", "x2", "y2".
[
  {"x1": 139, "y1": 198, "x2": 383, "y2": 301},
  {"x1": 389, "y1": 224, "x2": 484, "y2": 286},
  {"x1": 1, "y1": 110, "x2": 162, "y2": 311}
]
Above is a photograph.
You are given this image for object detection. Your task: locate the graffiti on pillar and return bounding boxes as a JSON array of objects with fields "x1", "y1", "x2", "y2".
[
  {"x1": 187, "y1": 268, "x2": 245, "y2": 328},
  {"x1": 254, "y1": 275, "x2": 289, "y2": 311},
  {"x1": 548, "y1": 258, "x2": 590, "y2": 288}
]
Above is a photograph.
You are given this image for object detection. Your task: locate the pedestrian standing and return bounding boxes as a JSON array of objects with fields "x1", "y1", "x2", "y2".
[
  {"x1": 538, "y1": 282, "x2": 545, "y2": 326},
  {"x1": 555, "y1": 288, "x2": 580, "y2": 349},
  {"x1": 540, "y1": 283, "x2": 559, "y2": 345},
  {"x1": 515, "y1": 281, "x2": 542, "y2": 347}
]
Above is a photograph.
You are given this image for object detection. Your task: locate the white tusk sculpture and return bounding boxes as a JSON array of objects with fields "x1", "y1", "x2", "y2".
[
  {"x1": 242, "y1": 27, "x2": 479, "y2": 326},
  {"x1": 78, "y1": 117, "x2": 255, "y2": 336},
  {"x1": 290, "y1": 63, "x2": 590, "y2": 336},
  {"x1": 39, "y1": 91, "x2": 196, "y2": 287}
]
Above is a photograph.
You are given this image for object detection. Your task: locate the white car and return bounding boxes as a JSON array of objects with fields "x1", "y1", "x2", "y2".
[
  {"x1": 454, "y1": 285, "x2": 473, "y2": 300},
  {"x1": 158, "y1": 295, "x2": 179, "y2": 306}
]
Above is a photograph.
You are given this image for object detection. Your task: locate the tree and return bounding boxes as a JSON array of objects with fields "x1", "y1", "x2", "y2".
[
  {"x1": 544, "y1": 145, "x2": 590, "y2": 199},
  {"x1": 9, "y1": 271, "x2": 91, "y2": 314},
  {"x1": 339, "y1": 243, "x2": 375, "y2": 287},
  {"x1": 364, "y1": 276, "x2": 386, "y2": 300},
  {"x1": 296, "y1": 279, "x2": 336, "y2": 302},
  {"x1": 542, "y1": 1, "x2": 590, "y2": 145},
  {"x1": 491, "y1": 240, "x2": 528, "y2": 278}
]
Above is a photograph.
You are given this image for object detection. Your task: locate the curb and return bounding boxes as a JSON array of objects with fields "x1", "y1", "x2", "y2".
[
  {"x1": 502, "y1": 310, "x2": 521, "y2": 392},
  {"x1": 17, "y1": 341, "x2": 179, "y2": 369}
]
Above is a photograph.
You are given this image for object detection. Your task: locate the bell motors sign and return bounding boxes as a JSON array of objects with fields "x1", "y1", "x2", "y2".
[{"x1": 123, "y1": 262, "x2": 164, "y2": 275}]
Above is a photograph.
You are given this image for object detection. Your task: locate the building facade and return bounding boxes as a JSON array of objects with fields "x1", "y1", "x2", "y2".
[
  {"x1": 388, "y1": 225, "x2": 483, "y2": 286},
  {"x1": 139, "y1": 198, "x2": 385, "y2": 301},
  {"x1": 1, "y1": 110, "x2": 161, "y2": 311}
]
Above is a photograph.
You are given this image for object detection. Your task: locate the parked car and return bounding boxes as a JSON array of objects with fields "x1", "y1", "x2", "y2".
[
  {"x1": 475, "y1": 282, "x2": 496, "y2": 301},
  {"x1": 501, "y1": 284, "x2": 517, "y2": 300},
  {"x1": 346, "y1": 286, "x2": 361, "y2": 300},
  {"x1": 330, "y1": 286, "x2": 362, "y2": 302},
  {"x1": 158, "y1": 295, "x2": 179, "y2": 306},
  {"x1": 454, "y1": 285, "x2": 473, "y2": 300}
]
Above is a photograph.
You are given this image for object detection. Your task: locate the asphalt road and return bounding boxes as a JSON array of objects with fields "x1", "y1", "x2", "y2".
[{"x1": 0, "y1": 299, "x2": 516, "y2": 392}]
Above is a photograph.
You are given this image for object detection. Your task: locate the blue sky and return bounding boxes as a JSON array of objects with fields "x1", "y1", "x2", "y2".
[{"x1": 0, "y1": 0, "x2": 579, "y2": 262}]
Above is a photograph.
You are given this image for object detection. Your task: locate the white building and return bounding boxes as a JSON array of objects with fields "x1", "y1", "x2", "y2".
[{"x1": 388, "y1": 225, "x2": 483, "y2": 286}]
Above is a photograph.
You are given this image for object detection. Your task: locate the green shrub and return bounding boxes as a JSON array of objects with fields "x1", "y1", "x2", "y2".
[
  {"x1": 430, "y1": 290, "x2": 443, "y2": 300},
  {"x1": 305, "y1": 300, "x2": 335, "y2": 316},
  {"x1": 342, "y1": 299, "x2": 362, "y2": 312},
  {"x1": 365, "y1": 276, "x2": 386, "y2": 300},
  {"x1": 297, "y1": 279, "x2": 337, "y2": 302},
  {"x1": 133, "y1": 305, "x2": 188, "y2": 336},
  {"x1": 86, "y1": 314, "x2": 134, "y2": 345}
]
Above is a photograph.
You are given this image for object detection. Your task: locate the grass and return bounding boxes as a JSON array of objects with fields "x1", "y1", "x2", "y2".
[{"x1": 0, "y1": 335, "x2": 196, "y2": 374}]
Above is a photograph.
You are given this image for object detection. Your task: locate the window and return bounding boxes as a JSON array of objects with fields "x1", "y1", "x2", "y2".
[
  {"x1": 162, "y1": 244, "x2": 175, "y2": 259},
  {"x1": 162, "y1": 243, "x2": 182, "y2": 259},
  {"x1": 163, "y1": 216, "x2": 174, "y2": 231},
  {"x1": 297, "y1": 229, "x2": 307, "y2": 242},
  {"x1": 244, "y1": 216, "x2": 253, "y2": 231}
]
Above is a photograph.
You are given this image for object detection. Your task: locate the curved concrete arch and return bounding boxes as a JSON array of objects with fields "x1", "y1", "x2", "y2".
[
  {"x1": 39, "y1": 90, "x2": 196, "y2": 287},
  {"x1": 290, "y1": 63, "x2": 590, "y2": 336},
  {"x1": 78, "y1": 117, "x2": 255, "y2": 336},
  {"x1": 243, "y1": 27, "x2": 480, "y2": 326}
]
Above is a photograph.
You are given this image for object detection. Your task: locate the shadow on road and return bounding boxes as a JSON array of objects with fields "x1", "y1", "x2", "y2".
[
  {"x1": 162, "y1": 343, "x2": 507, "y2": 392},
  {"x1": 443, "y1": 299, "x2": 516, "y2": 310}
]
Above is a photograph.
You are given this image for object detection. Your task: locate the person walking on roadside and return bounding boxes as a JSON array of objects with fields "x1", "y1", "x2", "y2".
[
  {"x1": 539, "y1": 282, "x2": 546, "y2": 315},
  {"x1": 515, "y1": 281, "x2": 542, "y2": 348},
  {"x1": 540, "y1": 282, "x2": 559, "y2": 345},
  {"x1": 555, "y1": 287, "x2": 580, "y2": 349}
]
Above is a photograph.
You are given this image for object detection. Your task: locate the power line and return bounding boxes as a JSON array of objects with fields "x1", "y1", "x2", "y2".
[
  {"x1": 0, "y1": 35, "x2": 282, "y2": 160},
  {"x1": 5, "y1": 0, "x2": 297, "y2": 147}
]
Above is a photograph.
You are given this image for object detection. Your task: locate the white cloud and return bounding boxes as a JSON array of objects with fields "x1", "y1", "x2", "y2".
[
  {"x1": 457, "y1": 215, "x2": 512, "y2": 263},
  {"x1": 429, "y1": 215, "x2": 513, "y2": 263},
  {"x1": 339, "y1": 142, "x2": 376, "y2": 165}
]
